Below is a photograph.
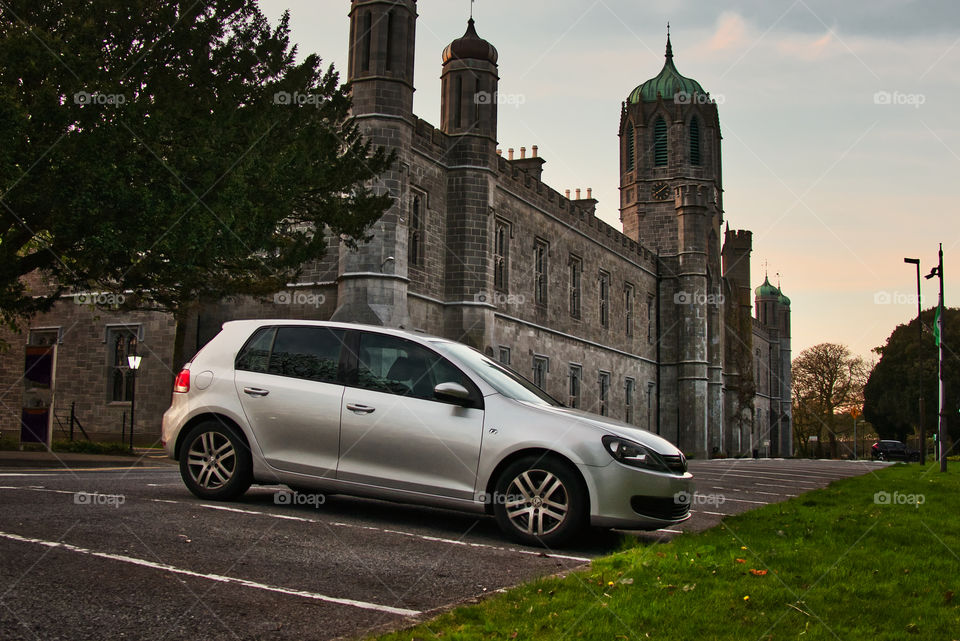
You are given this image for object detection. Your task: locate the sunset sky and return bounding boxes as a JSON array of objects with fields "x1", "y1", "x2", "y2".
[{"x1": 259, "y1": 0, "x2": 960, "y2": 362}]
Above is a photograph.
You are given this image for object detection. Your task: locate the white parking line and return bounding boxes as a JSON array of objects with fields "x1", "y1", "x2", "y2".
[
  {"x1": 0, "y1": 530, "x2": 420, "y2": 617},
  {"x1": 0, "y1": 486, "x2": 592, "y2": 564}
]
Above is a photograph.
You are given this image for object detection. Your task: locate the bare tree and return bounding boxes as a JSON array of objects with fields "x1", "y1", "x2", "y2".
[{"x1": 792, "y1": 343, "x2": 867, "y2": 458}]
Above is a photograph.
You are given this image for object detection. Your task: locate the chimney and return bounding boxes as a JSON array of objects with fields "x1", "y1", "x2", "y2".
[
  {"x1": 508, "y1": 148, "x2": 514, "y2": 161},
  {"x1": 573, "y1": 186, "x2": 599, "y2": 216},
  {"x1": 510, "y1": 144, "x2": 547, "y2": 181},
  {"x1": 587, "y1": 188, "x2": 592, "y2": 199},
  {"x1": 532, "y1": 145, "x2": 538, "y2": 158},
  {"x1": 565, "y1": 189, "x2": 571, "y2": 199},
  {"x1": 520, "y1": 147, "x2": 526, "y2": 159},
  {"x1": 575, "y1": 188, "x2": 581, "y2": 199},
  {"x1": 496, "y1": 149, "x2": 503, "y2": 156}
]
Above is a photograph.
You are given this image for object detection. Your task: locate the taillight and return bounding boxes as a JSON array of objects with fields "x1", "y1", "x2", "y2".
[{"x1": 173, "y1": 368, "x2": 190, "y2": 394}]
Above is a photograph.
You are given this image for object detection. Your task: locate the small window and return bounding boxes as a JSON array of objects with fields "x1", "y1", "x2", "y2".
[
  {"x1": 494, "y1": 219, "x2": 510, "y2": 291},
  {"x1": 236, "y1": 327, "x2": 277, "y2": 374},
  {"x1": 598, "y1": 371, "x2": 610, "y2": 416},
  {"x1": 625, "y1": 378, "x2": 635, "y2": 424},
  {"x1": 408, "y1": 192, "x2": 424, "y2": 267},
  {"x1": 534, "y1": 239, "x2": 548, "y2": 306},
  {"x1": 107, "y1": 327, "x2": 139, "y2": 402},
  {"x1": 599, "y1": 270, "x2": 610, "y2": 328},
  {"x1": 360, "y1": 11, "x2": 373, "y2": 72},
  {"x1": 498, "y1": 346, "x2": 511, "y2": 366},
  {"x1": 268, "y1": 327, "x2": 344, "y2": 384},
  {"x1": 653, "y1": 116, "x2": 668, "y2": 167},
  {"x1": 689, "y1": 117, "x2": 701, "y2": 165},
  {"x1": 626, "y1": 127, "x2": 635, "y2": 171},
  {"x1": 568, "y1": 364, "x2": 582, "y2": 409},
  {"x1": 569, "y1": 255, "x2": 582, "y2": 319},
  {"x1": 647, "y1": 383, "x2": 655, "y2": 431},
  {"x1": 624, "y1": 284, "x2": 634, "y2": 337},
  {"x1": 532, "y1": 355, "x2": 549, "y2": 390},
  {"x1": 647, "y1": 296, "x2": 655, "y2": 344}
]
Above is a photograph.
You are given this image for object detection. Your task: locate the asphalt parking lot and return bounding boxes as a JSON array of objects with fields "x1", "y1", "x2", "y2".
[{"x1": 0, "y1": 457, "x2": 887, "y2": 640}]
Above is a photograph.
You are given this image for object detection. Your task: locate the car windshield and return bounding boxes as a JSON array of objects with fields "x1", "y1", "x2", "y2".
[{"x1": 431, "y1": 341, "x2": 562, "y2": 407}]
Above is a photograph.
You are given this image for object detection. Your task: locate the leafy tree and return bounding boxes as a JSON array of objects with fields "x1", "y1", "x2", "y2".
[
  {"x1": 0, "y1": 0, "x2": 393, "y2": 361},
  {"x1": 792, "y1": 343, "x2": 867, "y2": 458},
  {"x1": 864, "y1": 308, "x2": 959, "y2": 449}
]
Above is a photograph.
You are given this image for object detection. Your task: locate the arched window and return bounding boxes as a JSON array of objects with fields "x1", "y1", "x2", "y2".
[
  {"x1": 625, "y1": 127, "x2": 635, "y2": 171},
  {"x1": 689, "y1": 117, "x2": 701, "y2": 165},
  {"x1": 385, "y1": 10, "x2": 394, "y2": 71},
  {"x1": 653, "y1": 116, "x2": 667, "y2": 167},
  {"x1": 360, "y1": 11, "x2": 372, "y2": 72}
]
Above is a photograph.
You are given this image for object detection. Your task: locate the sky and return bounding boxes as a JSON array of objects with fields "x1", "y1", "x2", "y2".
[{"x1": 257, "y1": 0, "x2": 960, "y2": 362}]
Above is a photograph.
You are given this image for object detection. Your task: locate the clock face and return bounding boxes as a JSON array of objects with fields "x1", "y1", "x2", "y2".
[{"x1": 652, "y1": 182, "x2": 671, "y2": 201}]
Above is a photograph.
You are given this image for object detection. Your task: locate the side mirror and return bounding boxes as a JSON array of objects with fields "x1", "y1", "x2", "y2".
[{"x1": 434, "y1": 382, "x2": 472, "y2": 405}]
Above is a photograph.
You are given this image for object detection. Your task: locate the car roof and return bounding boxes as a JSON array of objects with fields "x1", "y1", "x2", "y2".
[{"x1": 222, "y1": 319, "x2": 454, "y2": 345}]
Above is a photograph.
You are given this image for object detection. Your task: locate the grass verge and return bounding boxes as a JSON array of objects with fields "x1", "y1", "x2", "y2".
[
  {"x1": 372, "y1": 464, "x2": 959, "y2": 641},
  {"x1": 0, "y1": 436, "x2": 133, "y2": 455}
]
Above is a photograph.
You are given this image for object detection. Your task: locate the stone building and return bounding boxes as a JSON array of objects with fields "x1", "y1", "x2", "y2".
[{"x1": 0, "y1": 1, "x2": 791, "y2": 458}]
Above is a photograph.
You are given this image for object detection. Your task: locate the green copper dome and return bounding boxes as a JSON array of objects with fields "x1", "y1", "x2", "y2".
[
  {"x1": 627, "y1": 34, "x2": 707, "y2": 104},
  {"x1": 778, "y1": 293, "x2": 791, "y2": 306},
  {"x1": 755, "y1": 277, "x2": 780, "y2": 299}
]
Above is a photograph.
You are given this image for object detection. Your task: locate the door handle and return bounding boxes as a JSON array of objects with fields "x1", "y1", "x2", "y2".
[
  {"x1": 243, "y1": 387, "x2": 270, "y2": 397},
  {"x1": 346, "y1": 403, "x2": 375, "y2": 414}
]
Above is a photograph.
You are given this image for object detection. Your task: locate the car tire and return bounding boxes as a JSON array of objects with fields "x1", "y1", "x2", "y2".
[
  {"x1": 179, "y1": 421, "x2": 252, "y2": 501},
  {"x1": 492, "y1": 455, "x2": 587, "y2": 547},
  {"x1": 877, "y1": 452, "x2": 886, "y2": 462}
]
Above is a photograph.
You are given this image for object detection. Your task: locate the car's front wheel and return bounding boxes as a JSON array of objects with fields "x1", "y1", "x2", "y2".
[
  {"x1": 492, "y1": 455, "x2": 587, "y2": 547},
  {"x1": 179, "y1": 422, "x2": 252, "y2": 500}
]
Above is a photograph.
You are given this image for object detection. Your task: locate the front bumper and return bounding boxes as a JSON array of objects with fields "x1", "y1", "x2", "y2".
[{"x1": 580, "y1": 460, "x2": 694, "y2": 530}]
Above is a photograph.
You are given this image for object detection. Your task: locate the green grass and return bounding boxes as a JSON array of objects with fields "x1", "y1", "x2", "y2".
[
  {"x1": 373, "y1": 464, "x2": 960, "y2": 641},
  {"x1": 0, "y1": 436, "x2": 133, "y2": 455}
]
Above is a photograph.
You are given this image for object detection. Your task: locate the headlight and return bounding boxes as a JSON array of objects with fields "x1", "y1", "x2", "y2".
[{"x1": 602, "y1": 435, "x2": 671, "y2": 473}]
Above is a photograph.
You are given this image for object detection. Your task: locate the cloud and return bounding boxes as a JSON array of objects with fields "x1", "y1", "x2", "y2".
[
  {"x1": 708, "y1": 12, "x2": 748, "y2": 51},
  {"x1": 776, "y1": 31, "x2": 837, "y2": 61}
]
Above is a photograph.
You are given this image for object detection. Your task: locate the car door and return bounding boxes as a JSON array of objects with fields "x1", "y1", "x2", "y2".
[
  {"x1": 337, "y1": 331, "x2": 484, "y2": 500},
  {"x1": 234, "y1": 325, "x2": 346, "y2": 478}
]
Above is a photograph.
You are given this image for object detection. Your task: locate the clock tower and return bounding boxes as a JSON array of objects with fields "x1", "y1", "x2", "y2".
[{"x1": 619, "y1": 31, "x2": 725, "y2": 456}]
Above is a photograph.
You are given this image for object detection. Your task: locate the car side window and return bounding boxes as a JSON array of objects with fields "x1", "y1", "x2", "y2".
[
  {"x1": 267, "y1": 327, "x2": 345, "y2": 384},
  {"x1": 235, "y1": 327, "x2": 276, "y2": 373},
  {"x1": 355, "y1": 333, "x2": 472, "y2": 402}
]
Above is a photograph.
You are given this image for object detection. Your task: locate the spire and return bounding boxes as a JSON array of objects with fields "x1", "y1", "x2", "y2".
[{"x1": 665, "y1": 23, "x2": 673, "y2": 60}]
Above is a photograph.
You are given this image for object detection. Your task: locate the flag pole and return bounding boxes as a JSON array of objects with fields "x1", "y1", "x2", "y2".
[{"x1": 938, "y1": 243, "x2": 946, "y2": 472}]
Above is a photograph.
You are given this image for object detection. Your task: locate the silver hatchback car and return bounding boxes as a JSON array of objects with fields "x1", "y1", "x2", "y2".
[{"x1": 162, "y1": 320, "x2": 693, "y2": 546}]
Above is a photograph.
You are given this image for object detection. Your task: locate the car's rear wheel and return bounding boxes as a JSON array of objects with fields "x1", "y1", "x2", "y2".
[
  {"x1": 492, "y1": 455, "x2": 586, "y2": 547},
  {"x1": 877, "y1": 452, "x2": 886, "y2": 462},
  {"x1": 179, "y1": 422, "x2": 252, "y2": 500}
]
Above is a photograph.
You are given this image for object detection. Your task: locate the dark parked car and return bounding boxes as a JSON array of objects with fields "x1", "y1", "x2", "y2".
[{"x1": 871, "y1": 440, "x2": 920, "y2": 462}]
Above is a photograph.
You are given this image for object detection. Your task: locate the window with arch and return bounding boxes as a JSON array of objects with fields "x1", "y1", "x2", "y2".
[
  {"x1": 408, "y1": 191, "x2": 424, "y2": 267},
  {"x1": 689, "y1": 116, "x2": 701, "y2": 165},
  {"x1": 360, "y1": 11, "x2": 372, "y2": 72},
  {"x1": 625, "y1": 127, "x2": 635, "y2": 171},
  {"x1": 653, "y1": 117, "x2": 668, "y2": 167}
]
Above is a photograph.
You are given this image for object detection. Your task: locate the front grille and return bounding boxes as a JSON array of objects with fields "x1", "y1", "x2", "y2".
[
  {"x1": 661, "y1": 453, "x2": 687, "y2": 475},
  {"x1": 630, "y1": 495, "x2": 690, "y2": 521}
]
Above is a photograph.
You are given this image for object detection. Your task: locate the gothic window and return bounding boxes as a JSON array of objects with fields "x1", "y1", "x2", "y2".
[
  {"x1": 534, "y1": 239, "x2": 548, "y2": 306},
  {"x1": 569, "y1": 254, "x2": 582, "y2": 319},
  {"x1": 108, "y1": 327, "x2": 139, "y2": 402},
  {"x1": 598, "y1": 270, "x2": 610, "y2": 328},
  {"x1": 647, "y1": 382, "x2": 655, "y2": 431},
  {"x1": 494, "y1": 219, "x2": 510, "y2": 290},
  {"x1": 568, "y1": 364, "x2": 582, "y2": 409},
  {"x1": 533, "y1": 355, "x2": 549, "y2": 389},
  {"x1": 626, "y1": 127, "x2": 635, "y2": 171},
  {"x1": 653, "y1": 116, "x2": 668, "y2": 167},
  {"x1": 598, "y1": 371, "x2": 610, "y2": 416},
  {"x1": 408, "y1": 192, "x2": 424, "y2": 267},
  {"x1": 624, "y1": 377, "x2": 635, "y2": 424},
  {"x1": 624, "y1": 283, "x2": 634, "y2": 336},
  {"x1": 385, "y1": 10, "x2": 394, "y2": 71},
  {"x1": 360, "y1": 11, "x2": 372, "y2": 72},
  {"x1": 646, "y1": 295, "x2": 655, "y2": 344},
  {"x1": 689, "y1": 116, "x2": 701, "y2": 165},
  {"x1": 455, "y1": 76, "x2": 463, "y2": 129}
]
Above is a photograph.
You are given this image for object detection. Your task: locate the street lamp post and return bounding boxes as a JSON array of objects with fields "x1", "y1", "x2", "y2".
[
  {"x1": 904, "y1": 257, "x2": 925, "y2": 464},
  {"x1": 925, "y1": 244, "x2": 946, "y2": 473},
  {"x1": 127, "y1": 354, "x2": 142, "y2": 452}
]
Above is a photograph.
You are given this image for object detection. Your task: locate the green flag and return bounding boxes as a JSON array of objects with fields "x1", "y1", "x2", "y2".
[{"x1": 934, "y1": 305, "x2": 942, "y2": 346}]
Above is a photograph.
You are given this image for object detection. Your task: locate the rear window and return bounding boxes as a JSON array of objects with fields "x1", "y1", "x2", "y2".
[
  {"x1": 235, "y1": 327, "x2": 276, "y2": 373},
  {"x1": 235, "y1": 326, "x2": 345, "y2": 385}
]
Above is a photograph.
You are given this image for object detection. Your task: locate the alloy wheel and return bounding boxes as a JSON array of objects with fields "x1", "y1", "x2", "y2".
[{"x1": 504, "y1": 469, "x2": 570, "y2": 536}]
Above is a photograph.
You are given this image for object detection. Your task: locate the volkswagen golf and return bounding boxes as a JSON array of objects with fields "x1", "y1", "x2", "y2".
[{"x1": 162, "y1": 320, "x2": 693, "y2": 546}]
